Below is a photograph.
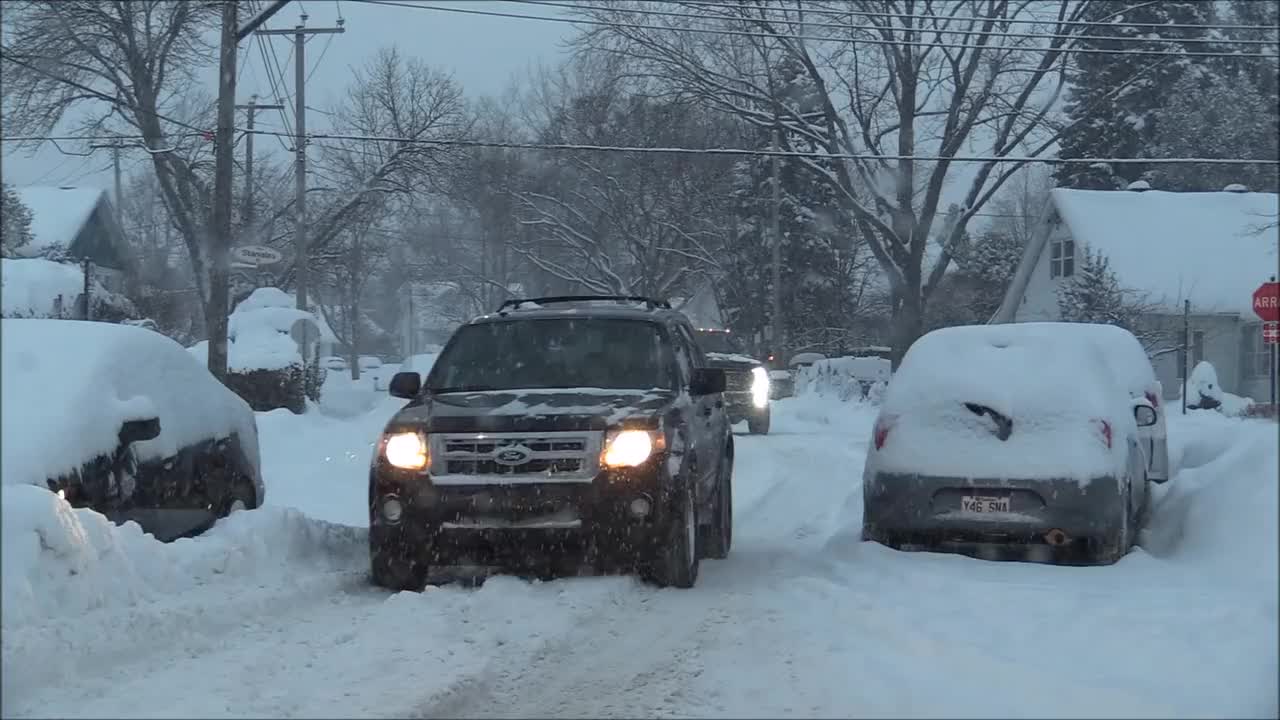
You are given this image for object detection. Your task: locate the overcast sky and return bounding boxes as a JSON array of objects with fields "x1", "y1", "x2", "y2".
[{"x1": 2, "y1": 1, "x2": 573, "y2": 193}]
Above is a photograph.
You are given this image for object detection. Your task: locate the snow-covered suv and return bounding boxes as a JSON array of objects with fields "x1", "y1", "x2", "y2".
[{"x1": 368, "y1": 295, "x2": 734, "y2": 590}]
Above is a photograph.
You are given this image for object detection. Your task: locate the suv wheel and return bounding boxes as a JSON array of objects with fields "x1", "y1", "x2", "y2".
[
  {"x1": 221, "y1": 474, "x2": 258, "y2": 516},
  {"x1": 371, "y1": 544, "x2": 429, "y2": 592},
  {"x1": 699, "y1": 454, "x2": 733, "y2": 560},
  {"x1": 643, "y1": 483, "x2": 699, "y2": 588},
  {"x1": 747, "y1": 408, "x2": 771, "y2": 435}
]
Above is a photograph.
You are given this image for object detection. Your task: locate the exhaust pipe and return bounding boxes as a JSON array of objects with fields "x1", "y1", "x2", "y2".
[{"x1": 1044, "y1": 528, "x2": 1069, "y2": 547}]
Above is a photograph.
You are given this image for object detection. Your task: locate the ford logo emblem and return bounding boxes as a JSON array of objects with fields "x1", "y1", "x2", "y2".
[{"x1": 494, "y1": 446, "x2": 532, "y2": 466}]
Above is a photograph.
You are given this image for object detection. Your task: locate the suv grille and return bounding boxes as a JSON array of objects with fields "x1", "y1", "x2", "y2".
[
  {"x1": 724, "y1": 369, "x2": 753, "y2": 392},
  {"x1": 429, "y1": 432, "x2": 602, "y2": 485}
]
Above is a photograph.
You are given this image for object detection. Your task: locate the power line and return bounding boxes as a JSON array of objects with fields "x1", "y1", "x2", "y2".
[
  {"x1": 360, "y1": 1, "x2": 1279, "y2": 59},
  {"x1": 511, "y1": 0, "x2": 1280, "y2": 48},
  {"x1": 241, "y1": 127, "x2": 1280, "y2": 165},
  {"x1": 651, "y1": 0, "x2": 1280, "y2": 33}
]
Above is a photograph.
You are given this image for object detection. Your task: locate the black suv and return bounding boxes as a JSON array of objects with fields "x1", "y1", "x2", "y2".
[
  {"x1": 369, "y1": 296, "x2": 735, "y2": 590},
  {"x1": 693, "y1": 328, "x2": 771, "y2": 434}
]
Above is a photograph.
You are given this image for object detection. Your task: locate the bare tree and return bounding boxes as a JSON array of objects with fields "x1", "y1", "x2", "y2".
[
  {"x1": 312, "y1": 211, "x2": 390, "y2": 379},
  {"x1": 2, "y1": 1, "x2": 230, "y2": 364},
  {"x1": 576, "y1": 0, "x2": 1139, "y2": 365}
]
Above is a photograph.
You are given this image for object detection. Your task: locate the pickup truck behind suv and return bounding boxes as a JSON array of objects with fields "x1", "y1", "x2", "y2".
[
  {"x1": 693, "y1": 328, "x2": 771, "y2": 434},
  {"x1": 369, "y1": 296, "x2": 735, "y2": 590}
]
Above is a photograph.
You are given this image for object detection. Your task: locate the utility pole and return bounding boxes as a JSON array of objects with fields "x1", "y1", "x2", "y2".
[
  {"x1": 257, "y1": 12, "x2": 344, "y2": 383},
  {"x1": 770, "y1": 126, "x2": 784, "y2": 368},
  {"x1": 257, "y1": 14, "x2": 344, "y2": 315},
  {"x1": 88, "y1": 139, "x2": 126, "y2": 229},
  {"x1": 209, "y1": 0, "x2": 239, "y2": 380},
  {"x1": 235, "y1": 95, "x2": 284, "y2": 231}
]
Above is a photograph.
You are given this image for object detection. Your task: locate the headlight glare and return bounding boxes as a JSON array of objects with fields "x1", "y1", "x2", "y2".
[
  {"x1": 603, "y1": 429, "x2": 654, "y2": 468},
  {"x1": 384, "y1": 431, "x2": 428, "y2": 470},
  {"x1": 751, "y1": 366, "x2": 770, "y2": 408}
]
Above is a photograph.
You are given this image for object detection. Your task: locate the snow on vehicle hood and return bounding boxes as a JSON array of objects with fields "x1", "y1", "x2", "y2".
[
  {"x1": 389, "y1": 387, "x2": 676, "y2": 433},
  {"x1": 703, "y1": 352, "x2": 761, "y2": 368}
]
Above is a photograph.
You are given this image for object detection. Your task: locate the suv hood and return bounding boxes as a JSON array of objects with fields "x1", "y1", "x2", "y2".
[
  {"x1": 390, "y1": 388, "x2": 675, "y2": 433},
  {"x1": 703, "y1": 352, "x2": 761, "y2": 370}
]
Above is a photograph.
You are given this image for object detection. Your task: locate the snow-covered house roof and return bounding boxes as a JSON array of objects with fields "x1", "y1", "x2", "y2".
[
  {"x1": 1046, "y1": 188, "x2": 1278, "y2": 316},
  {"x1": 11, "y1": 186, "x2": 129, "y2": 270}
]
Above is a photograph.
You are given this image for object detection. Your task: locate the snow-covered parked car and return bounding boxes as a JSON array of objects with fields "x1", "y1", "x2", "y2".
[
  {"x1": 1007, "y1": 322, "x2": 1169, "y2": 483},
  {"x1": 1, "y1": 320, "x2": 264, "y2": 542},
  {"x1": 321, "y1": 355, "x2": 349, "y2": 372},
  {"x1": 861, "y1": 324, "x2": 1157, "y2": 564}
]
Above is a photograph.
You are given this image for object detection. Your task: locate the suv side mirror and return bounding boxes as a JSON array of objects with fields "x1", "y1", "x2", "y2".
[
  {"x1": 1134, "y1": 404, "x2": 1158, "y2": 427},
  {"x1": 389, "y1": 371, "x2": 422, "y2": 399},
  {"x1": 690, "y1": 368, "x2": 726, "y2": 396},
  {"x1": 119, "y1": 417, "x2": 161, "y2": 445}
]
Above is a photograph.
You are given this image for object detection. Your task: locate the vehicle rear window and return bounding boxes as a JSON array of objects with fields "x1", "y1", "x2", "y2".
[
  {"x1": 694, "y1": 331, "x2": 743, "y2": 354},
  {"x1": 427, "y1": 318, "x2": 674, "y2": 392}
]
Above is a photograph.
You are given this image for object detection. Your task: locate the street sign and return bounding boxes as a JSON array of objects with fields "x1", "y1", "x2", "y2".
[
  {"x1": 1253, "y1": 281, "x2": 1280, "y2": 322},
  {"x1": 231, "y1": 244, "x2": 284, "y2": 266},
  {"x1": 1264, "y1": 322, "x2": 1279, "y2": 345}
]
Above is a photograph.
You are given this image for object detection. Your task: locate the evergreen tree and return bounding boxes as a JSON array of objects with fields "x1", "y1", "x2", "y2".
[
  {"x1": 1, "y1": 184, "x2": 34, "y2": 258},
  {"x1": 1057, "y1": 249, "x2": 1141, "y2": 329},
  {"x1": 1054, "y1": 1, "x2": 1215, "y2": 189}
]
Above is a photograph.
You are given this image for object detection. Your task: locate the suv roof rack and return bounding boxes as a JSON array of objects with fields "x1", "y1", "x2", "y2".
[{"x1": 496, "y1": 295, "x2": 673, "y2": 313}]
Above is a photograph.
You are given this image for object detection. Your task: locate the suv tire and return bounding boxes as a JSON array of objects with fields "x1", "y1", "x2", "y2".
[
  {"x1": 747, "y1": 409, "x2": 771, "y2": 435},
  {"x1": 371, "y1": 545, "x2": 429, "y2": 592},
  {"x1": 643, "y1": 483, "x2": 699, "y2": 588},
  {"x1": 699, "y1": 453, "x2": 733, "y2": 560}
]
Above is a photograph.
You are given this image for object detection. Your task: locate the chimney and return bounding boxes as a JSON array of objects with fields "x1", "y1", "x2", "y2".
[
  {"x1": 1125, "y1": 180, "x2": 1151, "y2": 192},
  {"x1": 1223, "y1": 183, "x2": 1249, "y2": 193}
]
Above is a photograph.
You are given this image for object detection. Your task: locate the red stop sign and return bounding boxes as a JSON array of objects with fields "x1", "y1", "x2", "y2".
[{"x1": 1255, "y1": 281, "x2": 1280, "y2": 322}]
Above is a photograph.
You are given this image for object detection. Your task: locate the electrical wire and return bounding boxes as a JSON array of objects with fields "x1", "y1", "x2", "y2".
[
  {"x1": 359, "y1": 1, "x2": 1279, "y2": 58},
  {"x1": 239, "y1": 127, "x2": 1280, "y2": 165},
  {"x1": 627, "y1": 0, "x2": 1280, "y2": 34},
  {"x1": 510, "y1": 0, "x2": 1279, "y2": 48}
]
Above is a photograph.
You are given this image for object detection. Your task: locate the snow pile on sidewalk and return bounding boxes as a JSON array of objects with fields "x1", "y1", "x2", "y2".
[{"x1": 793, "y1": 355, "x2": 891, "y2": 403}]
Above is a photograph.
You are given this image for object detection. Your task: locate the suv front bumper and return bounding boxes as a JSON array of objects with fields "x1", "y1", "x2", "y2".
[{"x1": 369, "y1": 461, "x2": 677, "y2": 566}]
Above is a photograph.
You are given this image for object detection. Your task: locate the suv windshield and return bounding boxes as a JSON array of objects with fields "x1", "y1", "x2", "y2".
[
  {"x1": 695, "y1": 330, "x2": 744, "y2": 355},
  {"x1": 427, "y1": 318, "x2": 674, "y2": 392}
]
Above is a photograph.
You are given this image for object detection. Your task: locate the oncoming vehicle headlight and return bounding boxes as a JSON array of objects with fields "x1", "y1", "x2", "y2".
[
  {"x1": 384, "y1": 431, "x2": 428, "y2": 470},
  {"x1": 750, "y1": 366, "x2": 770, "y2": 408},
  {"x1": 603, "y1": 429, "x2": 655, "y2": 468}
]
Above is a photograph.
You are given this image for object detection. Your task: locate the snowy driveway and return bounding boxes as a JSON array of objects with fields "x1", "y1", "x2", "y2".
[{"x1": 3, "y1": 398, "x2": 1276, "y2": 718}]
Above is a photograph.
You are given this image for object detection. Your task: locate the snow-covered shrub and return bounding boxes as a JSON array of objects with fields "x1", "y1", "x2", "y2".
[
  {"x1": 1180, "y1": 361, "x2": 1255, "y2": 417},
  {"x1": 794, "y1": 356, "x2": 891, "y2": 405},
  {"x1": 1, "y1": 257, "x2": 137, "y2": 320}
]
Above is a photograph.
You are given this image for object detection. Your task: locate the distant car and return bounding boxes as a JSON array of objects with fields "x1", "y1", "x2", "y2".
[
  {"x1": 1006, "y1": 322, "x2": 1170, "y2": 483},
  {"x1": 693, "y1": 328, "x2": 772, "y2": 434},
  {"x1": 861, "y1": 324, "x2": 1157, "y2": 565},
  {"x1": 321, "y1": 355, "x2": 349, "y2": 372},
  {"x1": 0, "y1": 320, "x2": 264, "y2": 542}
]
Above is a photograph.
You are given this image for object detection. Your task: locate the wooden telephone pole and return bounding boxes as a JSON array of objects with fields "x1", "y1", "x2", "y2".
[
  {"x1": 235, "y1": 96, "x2": 285, "y2": 231},
  {"x1": 209, "y1": 0, "x2": 239, "y2": 379}
]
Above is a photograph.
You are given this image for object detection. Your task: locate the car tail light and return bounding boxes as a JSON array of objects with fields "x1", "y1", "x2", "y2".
[
  {"x1": 1145, "y1": 390, "x2": 1160, "y2": 409},
  {"x1": 873, "y1": 416, "x2": 895, "y2": 450},
  {"x1": 1094, "y1": 419, "x2": 1112, "y2": 449}
]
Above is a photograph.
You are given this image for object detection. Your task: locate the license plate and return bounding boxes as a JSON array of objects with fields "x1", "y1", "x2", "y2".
[{"x1": 961, "y1": 495, "x2": 1010, "y2": 513}]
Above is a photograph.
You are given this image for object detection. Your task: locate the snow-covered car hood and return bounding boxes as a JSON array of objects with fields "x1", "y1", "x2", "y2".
[
  {"x1": 703, "y1": 352, "x2": 761, "y2": 370},
  {"x1": 389, "y1": 388, "x2": 677, "y2": 433}
]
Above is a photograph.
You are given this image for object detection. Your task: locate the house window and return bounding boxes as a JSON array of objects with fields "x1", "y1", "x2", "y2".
[
  {"x1": 1243, "y1": 324, "x2": 1273, "y2": 378},
  {"x1": 1050, "y1": 238, "x2": 1075, "y2": 278}
]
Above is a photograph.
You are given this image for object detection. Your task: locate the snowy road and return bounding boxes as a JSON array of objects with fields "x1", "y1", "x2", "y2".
[{"x1": 3, "y1": 397, "x2": 1276, "y2": 718}]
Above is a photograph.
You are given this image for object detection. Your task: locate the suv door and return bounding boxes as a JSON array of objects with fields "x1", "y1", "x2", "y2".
[{"x1": 672, "y1": 321, "x2": 724, "y2": 501}]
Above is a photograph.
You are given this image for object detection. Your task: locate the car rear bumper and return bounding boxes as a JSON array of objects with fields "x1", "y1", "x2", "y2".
[
  {"x1": 369, "y1": 464, "x2": 675, "y2": 565},
  {"x1": 862, "y1": 471, "x2": 1127, "y2": 544}
]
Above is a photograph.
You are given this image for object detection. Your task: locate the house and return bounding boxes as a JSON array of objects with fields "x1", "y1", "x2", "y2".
[
  {"x1": 12, "y1": 186, "x2": 132, "y2": 293},
  {"x1": 996, "y1": 183, "x2": 1280, "y2": 402}
]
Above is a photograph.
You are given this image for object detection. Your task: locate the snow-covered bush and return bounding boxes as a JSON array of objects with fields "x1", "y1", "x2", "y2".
[
  {"x1": 1, "y1": 257, "x2": 137, "y2": 320},
  {"x1": 1180, "y1": 361, "x2": 1255, "y2": 417},
  {"x1": 188, "y1": 288, "x2": 327, "y2": 414},
  {"x1": 794, "y1": 356, "x2": 891, "y2": 404}
]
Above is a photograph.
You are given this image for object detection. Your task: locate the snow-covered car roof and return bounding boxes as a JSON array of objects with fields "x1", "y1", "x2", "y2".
[
  {"x1": 872, "y1": 324, "x2": 1135, "y2": 482},
  {"x1": 0, "y1": 320, "x2": 259, "y2": 488},
  {"x1": 995, "y1": 322, "x2": 1159, "y2": 396}
]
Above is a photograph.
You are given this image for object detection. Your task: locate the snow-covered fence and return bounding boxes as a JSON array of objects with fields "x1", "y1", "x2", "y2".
[{"x1": 793, "y1": 356, "x2": 892, "y2": 405}]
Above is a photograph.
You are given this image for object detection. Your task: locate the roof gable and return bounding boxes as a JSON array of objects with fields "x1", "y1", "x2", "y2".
[
  {"x1": 1050, "y1": 188, "x2": 1278, "y2": 316},
  {"x1": 13, "y1": 186, "x2": 106, "y2": 252}
]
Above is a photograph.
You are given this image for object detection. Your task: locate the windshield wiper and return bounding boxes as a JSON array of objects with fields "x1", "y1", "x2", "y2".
[
  {"x1": 429, "y1": 385, "x2": 502, "y2": 394},
  {"x1": 964, "y1": 402, "x2": 1014, "y2": 441}
]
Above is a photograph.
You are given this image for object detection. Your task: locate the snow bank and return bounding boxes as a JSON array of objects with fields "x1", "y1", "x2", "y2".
[
  {"x1": 0, "y1": 319, "x2": 258, "y2": 488},
  {"x1": 1, "y1": 257, "x2": 116, "y2": 317},
  {"x1": 795, "y1": 355, "x2": 891, "y2": 402},
  {"x1": 873, "y1": 325, "x2": 1133, "y2": 481},
  {"x1": 0, "y1": 483, "x2": 365, "y2": 629},
  {"x1": 318, "y1": 371, "x2": 381, "y2": 418}
]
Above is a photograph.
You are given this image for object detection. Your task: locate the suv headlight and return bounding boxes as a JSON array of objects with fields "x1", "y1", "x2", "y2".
[
  {"x1": 602, "y1": 429, "x2": 663, "y2": 468},
  {"x1": 751, "y1": 366, "x2": 770, "y2": 408},
  {"x1": 384, "y1": 431, "x2": 429, "y2": 470}
]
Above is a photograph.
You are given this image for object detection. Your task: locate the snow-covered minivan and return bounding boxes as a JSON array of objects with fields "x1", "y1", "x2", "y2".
[{"x1": 861, "y1": 324, "x2": 1157, "y2": 564}]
